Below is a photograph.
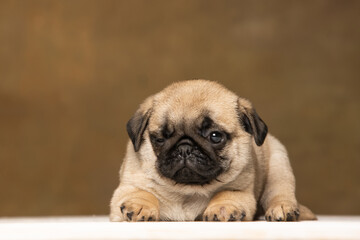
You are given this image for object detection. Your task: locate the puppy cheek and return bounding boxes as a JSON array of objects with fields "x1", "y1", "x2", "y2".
[
  {"x1": 138, "y1": 138, "x2": 158, "y2": 162},
  {"x1": 216, "y1": 150, "x2": 232, "y2": 171},
  {"x1": 219, "y1": 159, "x2": 231, "y2": 172}
]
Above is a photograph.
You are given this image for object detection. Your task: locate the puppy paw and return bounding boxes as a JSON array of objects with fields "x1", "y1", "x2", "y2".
[
  {"x1": 119, "y1": 199, "x2": 160, "y2": 222},
  {"x1": 203, "y1": 203, "x2": 247, "y2": 222},
  {"x1": 265, "y1": 201, "x2": 299, "y2": 221}
]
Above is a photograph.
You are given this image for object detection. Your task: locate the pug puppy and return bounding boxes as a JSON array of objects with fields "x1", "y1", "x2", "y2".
[{"x1": 110, "y1": 80, "x2": 316, "y2": 222}]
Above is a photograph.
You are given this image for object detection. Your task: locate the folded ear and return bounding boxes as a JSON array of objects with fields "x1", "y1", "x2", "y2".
[
  {"x1": 237, "y1": 98, "x2": 268, "y2": 146},
  {"x1": 126, "y1": 97, "x2": 154, "y2": 152}
]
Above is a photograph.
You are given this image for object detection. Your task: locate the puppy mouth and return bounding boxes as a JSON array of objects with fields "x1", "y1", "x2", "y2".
[
  {"x1": 171, "y1": 166, "x2": 220, "y2": 185},
  {"x1": 173, "y1": 167, "x2": 209, "y2": 185},
  {"x1": 157, "y1": 145, "x2": 222, "y2": 185}
]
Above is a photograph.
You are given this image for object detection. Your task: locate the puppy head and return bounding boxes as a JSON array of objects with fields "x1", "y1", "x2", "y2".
[{"x1": 126, "y1": 80, "x2": 267, "y2": 186}]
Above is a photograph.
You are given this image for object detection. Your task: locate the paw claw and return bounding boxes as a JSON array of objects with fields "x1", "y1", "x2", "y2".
[
  {"x1": 240, "y1": 211, "x2": 246, "y2": 221},
  {"x1": 126, "y1": 211, "x2": 134, "y2": 220},
  {"x1": 120, "y1": 205, "x2": 125, "y2": 213},
  {"x1": 228, "y1": 214, "x2": 236, "y2": 221},
  {"x1": 294, "y1": 210, "x2": 300, "y2": 218}
]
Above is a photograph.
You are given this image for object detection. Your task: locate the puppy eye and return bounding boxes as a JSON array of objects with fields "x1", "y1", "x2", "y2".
[
  {"x1": 156, "y1": 138, "x2": 165, "y2": 143},
  {"x1": 209, "y1": 131, "x2": 223, "y2": 144},
  {"x1": 150, "y1": 134, "x2": 165, "y2": 145}
]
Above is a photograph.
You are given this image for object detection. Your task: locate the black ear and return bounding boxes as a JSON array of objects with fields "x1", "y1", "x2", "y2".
[
  {"x1": 126, "y1": 110, "x2": 151, "y2": 152},
  {"x1": 238, "y1": 101, "x2": 268, "y2": 146}
]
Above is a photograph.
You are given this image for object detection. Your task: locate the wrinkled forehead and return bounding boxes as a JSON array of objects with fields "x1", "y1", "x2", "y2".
[{"x1": 148, "y1": 93, "x2": 239, "y2": 133}]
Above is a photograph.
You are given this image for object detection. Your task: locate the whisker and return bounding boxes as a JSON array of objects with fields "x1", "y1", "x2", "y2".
[{"x1": 215, "y1": 178, "x2": 223, "y2": 183}]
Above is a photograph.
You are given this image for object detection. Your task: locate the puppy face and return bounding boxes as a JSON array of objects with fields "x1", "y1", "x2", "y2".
[
  {"x1": 150, "y1": 116, "x2": 228, "y2": 185},
  {"x1": 126, "y1": 80, "x2": 267, "y2": 187}
]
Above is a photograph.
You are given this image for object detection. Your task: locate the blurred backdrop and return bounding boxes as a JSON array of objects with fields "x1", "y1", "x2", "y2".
[{"x1": 0, "y1": 0, "x2": 359, "y2": 217}]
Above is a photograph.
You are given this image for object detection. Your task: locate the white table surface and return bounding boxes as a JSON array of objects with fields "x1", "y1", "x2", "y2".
[{"x1": 0, "y1": 215, "x2": 359, "y2": 240}]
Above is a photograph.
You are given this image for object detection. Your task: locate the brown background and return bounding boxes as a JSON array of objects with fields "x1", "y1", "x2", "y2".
[{"x1": 0, "y1": 0, "x2": 359, "y2": 217}]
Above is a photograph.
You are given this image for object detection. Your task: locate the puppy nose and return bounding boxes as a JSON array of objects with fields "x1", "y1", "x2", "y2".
[{"x1": 177, "y1": 144, "x2": 192, "y2": 158}]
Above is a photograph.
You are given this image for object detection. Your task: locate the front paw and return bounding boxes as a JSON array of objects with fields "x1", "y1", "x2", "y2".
[
  {"x1": 265, "y1": 201, "x2": 299, "y2": 221},
  {"x1": 203, "y1": 203, "x2": 247, "y2": 222},
  {"x1": 119, "y1": 199, "x2": 160, "y2": 222}
]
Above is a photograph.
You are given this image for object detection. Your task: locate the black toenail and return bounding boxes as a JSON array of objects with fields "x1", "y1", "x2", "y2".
[
  {"x1": 240, "y1": 212, "x2": 246, "y2": 220},
  {"x1": 120, "y1": 205, "x2": 125, "y2": 213},
  {"x1": 228, "y1": 214, "x2": 236, "y2": 221},
  {"x1": 127, "y1": 211, "x2": 134, "y2": 220}
]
